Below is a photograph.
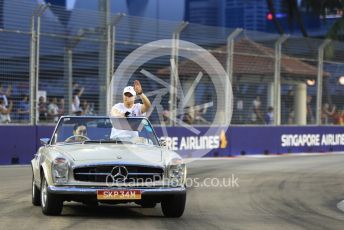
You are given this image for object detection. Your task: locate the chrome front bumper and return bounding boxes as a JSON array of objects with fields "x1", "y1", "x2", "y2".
[{"x1": 48, "y1": 186, "x2": 186, "y2": 196}]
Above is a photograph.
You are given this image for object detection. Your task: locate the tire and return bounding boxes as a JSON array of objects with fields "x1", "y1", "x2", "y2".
[
  {"x1": 40, "y1": 176, "x2": 63, "y2": 215},
  {"x1": 161, "y1": 194, "x2": 186, "y2": 217},
  {"x1": 32, "y1": 175, "x2": 41, "y2": 206}
]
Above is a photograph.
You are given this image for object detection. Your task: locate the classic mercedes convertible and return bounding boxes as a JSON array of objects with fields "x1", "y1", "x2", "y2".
[{"x1": 31, "y1": 116, "x2": 186, "y2": 217}]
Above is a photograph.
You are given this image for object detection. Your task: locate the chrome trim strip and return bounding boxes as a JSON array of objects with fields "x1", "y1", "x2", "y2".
[
  {"x1": 74, "y1": 173, "x2": 109, "y2": 176},
  {"x1": 128, "y1": 173, "x2": 162, "y2": 176},
  {"x1": 74, "y1": 172, "x2": 162, "y2": 176},
  {"x1": 72, "y1": 162, "x2": 164, "y2": 170},
  {"x1": 48, "y1": 186, "x2": 186, "y2": 195}
]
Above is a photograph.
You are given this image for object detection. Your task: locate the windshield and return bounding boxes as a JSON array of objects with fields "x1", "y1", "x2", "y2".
[{"x1": 51, "y1": 117, "x2": 159, "y2": 146}]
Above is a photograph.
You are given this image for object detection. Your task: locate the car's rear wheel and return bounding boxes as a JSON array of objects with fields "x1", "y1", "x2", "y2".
[
  {"x1": 32, "y1": 175, "x2": 41, "y2": 206},
  {"x1": 161, "y1": 193, "x2": 186, "y2": 217},
  {"x1": 41, "y1": 176, "x2": 63, "y2": 215}
]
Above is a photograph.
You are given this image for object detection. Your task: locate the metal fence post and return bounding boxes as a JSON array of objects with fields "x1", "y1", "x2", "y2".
[
  {"x1": 273, "y1": 34, "x2": 289, "y2": 126},
  {"x1": 35, "y1": 4, "x2": 49, "y2": 124},
  {"x1": 97, "y1": 0, "x2": 110, "y2": 115},
  {"x1": 316, "y1": 39, "x2": 331, "y2": 125},
  {"x1": 29, "y1": 10, "x2": 38, "y2": 125},
  {"x1": 170, "y1": 21, "x2": 188, "y2": 126},
  {"x1": 226, "y1": 28, "x2": 242, "y2": 83},
  {"x1": 104, "y1": 23, "x2": 112, "y2": 115},
  {"x1": 226, "y1": 28, "x2": 242, "y2": 125},
  {"x1": 66, "y1": 49, "x2": 73, "y2": 115},
  {"x1": 29, "y1": 4, "x2": 48, "y2": 125},
  {"x1": 107, "y1": 14, "x2": 124, "y2": 115},
  {"x1": 65, "y1": 26, "x2": 102, "y2": 115}
]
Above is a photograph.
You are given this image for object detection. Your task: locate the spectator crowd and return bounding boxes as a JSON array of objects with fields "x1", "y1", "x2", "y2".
[
  {"x1": 0, "y1": 82, "x2": 94, "y2": 124},
  {"x1": 1, "y1": 81, "x2": 344, "y2": 126}
]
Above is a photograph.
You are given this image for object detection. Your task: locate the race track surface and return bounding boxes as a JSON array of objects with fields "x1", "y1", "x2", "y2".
[{"x1": 1, "y1": 153, "x2": 344, "y2": 230}]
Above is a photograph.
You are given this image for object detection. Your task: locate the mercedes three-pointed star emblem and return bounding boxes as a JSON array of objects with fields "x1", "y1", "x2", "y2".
[{"x1": 106, "y1": 166, "x2": 128, "y2": 187}]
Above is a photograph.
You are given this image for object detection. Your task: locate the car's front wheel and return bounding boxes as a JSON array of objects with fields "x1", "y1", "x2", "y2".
[
  {"x1": 41, "y1": 176, "x2": 63, "y2": 215},
  {"x1": 32, "y1": 175, "x2": 41, "y2": 206},
  {"x1": 161, "y1": 193, "x2": 186, "y2": 217}
]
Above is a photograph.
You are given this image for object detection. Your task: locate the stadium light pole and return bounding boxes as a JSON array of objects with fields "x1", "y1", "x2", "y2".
[
  {"x1": 316, "y1": 39, "x2": 331, "y2": 125},
  {"x1": 170, "y1": 21, "x2": 188, "y2": 126},
  {"x1": 273, "y1": 34, "x2": 289, "y2": 126}
]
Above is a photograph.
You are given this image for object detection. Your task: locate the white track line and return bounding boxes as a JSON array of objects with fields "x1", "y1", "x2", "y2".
[
  {"x1": 1, "y1": 152, "x2": 344, "y2": 167},
  {"x1": 184, "y1": 152, "x2": 344, "y2": 162},
  {"x1": 337, "y1": 200, "x2": 344, "y2": 213}
]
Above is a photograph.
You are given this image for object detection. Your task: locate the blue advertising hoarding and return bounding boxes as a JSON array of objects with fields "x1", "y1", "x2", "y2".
[{"x1": 0, "y1": 125, "x2": 343, "y2": 165}]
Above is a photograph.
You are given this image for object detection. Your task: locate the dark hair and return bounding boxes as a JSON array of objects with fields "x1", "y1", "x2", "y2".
[
  {"x1": 73, "y1": 123, "x2": 86, "y2": 131},
  {"x1": 73, "y1": 89, "x2": 81, "y2": 96}
]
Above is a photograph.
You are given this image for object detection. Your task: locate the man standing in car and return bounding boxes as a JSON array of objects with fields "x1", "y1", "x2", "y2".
[{"x1": 110, "y1": 80, "x2": 151, "y2": 117}]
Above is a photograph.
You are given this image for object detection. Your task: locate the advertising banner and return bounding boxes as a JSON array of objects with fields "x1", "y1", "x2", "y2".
[{"x1": 0, "y1": 125, "x2": 343, "y2": 164}]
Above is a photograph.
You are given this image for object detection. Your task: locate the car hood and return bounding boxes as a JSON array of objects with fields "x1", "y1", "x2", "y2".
[{"x1": 53, "y1": 143, "x2": 162, "y2": 164}]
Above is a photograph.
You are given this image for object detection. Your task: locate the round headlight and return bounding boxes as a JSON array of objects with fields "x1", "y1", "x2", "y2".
[
  {"x1": 52, "y1": 157, "x2": 69, "y2": 184},
  {"x1": 167, "y1": 158, "x2": 187, "y2": 185}
]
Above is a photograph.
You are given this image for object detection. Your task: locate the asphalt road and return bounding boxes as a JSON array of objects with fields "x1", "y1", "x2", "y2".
[{"x1": 1, "y1": 153, "x2": 344, "y2": 230}]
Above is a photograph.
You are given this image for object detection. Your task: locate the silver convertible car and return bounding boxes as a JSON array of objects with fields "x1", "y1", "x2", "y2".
[{"x1": 31, "y1": 116, "x2": 187, "y2": 217}]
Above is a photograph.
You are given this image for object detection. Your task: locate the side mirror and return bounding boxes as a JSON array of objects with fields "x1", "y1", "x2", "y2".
[
  {"x1": 40, "y1": 138, "x2": 50, "y2": 146},
  {"x1": 159, "y1": 139, "x2": 167, "y2": 147}
]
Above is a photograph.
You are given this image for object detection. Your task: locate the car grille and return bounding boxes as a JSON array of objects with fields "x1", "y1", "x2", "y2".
[{"x1": 73, "y1": 165, "x2": 164, "y2": 183}]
